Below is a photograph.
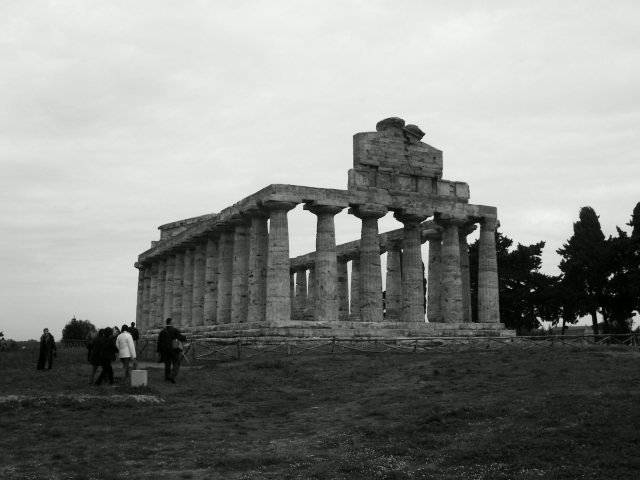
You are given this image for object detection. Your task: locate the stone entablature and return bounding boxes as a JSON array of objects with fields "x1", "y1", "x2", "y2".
[{"x1": 135, "y1": 118, "x2": 503, "y2": 336}]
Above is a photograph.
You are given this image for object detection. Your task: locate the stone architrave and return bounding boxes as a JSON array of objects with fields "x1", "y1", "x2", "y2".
[
  {"x1": 263, "y1": 200, "x2": 297, "y2": 323},
  {"x1": 350, "y1": 204, "x2": 388, "y2": 323},
  {"x1": 172, "y1": 251, "x2": 184, "y2": 324},
  {"x1": 216, "y1": 228, "x2": 234, "y2": 324},
  {"x1": 293, "y1": 268, "x2": 307, "y2": 319},
  {"x1": 427, "y1": 234, "x2": 443, "y2": 322},
  {"x1": 231, "y1": 220, "x2": 251, "y2": 323},
  {"x1": 163, "y1": 255, "x2": 175, "y2": 321},
  {"x1": 204, "y1": 236, "x2": 219, "y2": 324},
  {"x1": 437, "y1": 215, "x2": 465, "y2": 323},
  {"x1": 135, "y1": 265, "x2": 144, "y2": 328},
  {"x1": 337, "y1": 257, "x2": 349, "y2": 321},
  {"x1": 459, "y1": 223, "x2": 477, "y2": 323},
  {"x1": 192, "y1": 242, "x2": 206, "y2": 326},
  {"x1": 157, "y1": 258, "x2": 167, "y2": 327},
  {"x1": 305, "y1": 203, "x2": 344, "y2": 322},
  {"x1": 247, "y1": 210, "x2": 269, "y2": 322},
  {"x1": 181, "y1": 248, "x2": 194, "y2": 327},
  {"x1": 384, "y1": 240, "x2": 402, "y2": 321},
  {"x1": 396, "y1": 212, "x2": 429, "y2": 323},
  {"x1": 478, "y1": 217, "x2": 500, "y2": 323},
  {"x1": 349, "y1": 258, "x2": 360, "y2": 320},
  {"x1": 149, "y1": 262, "x2": 159, "y2": 328}
]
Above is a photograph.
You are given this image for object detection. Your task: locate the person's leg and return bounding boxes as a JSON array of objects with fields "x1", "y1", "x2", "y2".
[
  {"x1": 106, "y1": 362, "x2": 114, "y2": 384},
  {"x1": 89, "y1": 364, "x2": 98, "y2": 384},
  {"x1": 121, "y1": 358, "x2": 131, "y2": 382},
  {"x1": 170, "y1": 351, "x2": 181, "y2": 381},
  {"x1": 164, "y1": 357, "x2": 171, "y2": 380}
]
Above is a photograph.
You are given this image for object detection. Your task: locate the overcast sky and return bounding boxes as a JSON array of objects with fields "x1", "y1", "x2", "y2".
[{"x1": 1, "y1": 1, "x2": 638, "y2": 340}]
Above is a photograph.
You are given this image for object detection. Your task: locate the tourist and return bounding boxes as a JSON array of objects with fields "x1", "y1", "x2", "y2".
[
  {"x1": 36, "y1": 328, "x2": 57, "y2": 370},
  {"x1": 116, "y1": 325, "x2": 136, "y2": 384},
  {"x1": 112, "y1": 326, "x2": 120, "y2": 337},
  {"x1": 129, "y1": 322, "x2": 140, "y2": 346},
  {"x1": 85, "y1": 326, "x2": 98, "y2": 362},
  {"x1": 156, "y1": 317, "x2": 187, "y2": 384},
  {"x1": 88, "y1": 328, "x2": 104, "y2": 384},
  {"x1": 95, "y1": 327, "x2": 118, "y2": 385}
]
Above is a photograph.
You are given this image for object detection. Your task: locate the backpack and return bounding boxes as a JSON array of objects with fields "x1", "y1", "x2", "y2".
[{"x1": 157, "y1": 328, "x2": 172, "y2": 353}]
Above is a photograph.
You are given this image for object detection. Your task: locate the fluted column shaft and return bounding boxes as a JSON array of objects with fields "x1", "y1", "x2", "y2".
[
  {"x1": 149, "y1": 262, "x2": 159, "y2": 328},
  {"x1": 385, "y1": 242, "x2": 402, "y2": 321},
  {"x1": 305, "y1": 267, "x2": 316, "y2": 320},
  {"x1": 337, "y1": 258, "x2": 349, "y2": 321},
  {"x1": 306, "y1": 204, "x2": 344, "y2": 322},
  {"x1": 396, "y1": 213, "x2": 429, "y2": 323},
  {"x1": 171, "y1": 252, "x2": 184, "y2": 324},
  {"x1": 157, "y1": 258, "x2": 167, "y2": 326},
  {"x1": 437, "y1": 216, "x2": 465, "y2": 323},
  {"x1": 142, "y1": 266, "x2": 151, "y2": 330},
  {"x1": 216, "y1": 229, "x2": 234, "y2": 324},
  {"x1": 264, "y1": 201, "x2": 297, "y2": 322},
  {"x1": 204, "y1": 236, "x2": 219, "y2": 324},
  {"x1": 163, "y1": 256, "x2": 175, "y2": 321},
  {"x1": 231, "y1": 221, "x2": 251, "y2": 323},
  {"x1": 351, "y1": 204, "x2": 387, "y2": 322},
  {"x1": 349, "y1": 258, "x2": 360, "y2": 320},
  {"x1": 181, "y1": 249, "x2": 194, "y2": 327},
  {"x1": 478, "y1": 217, "x2": 500, "y2": 323},
  {"x1": 192, "y1": 243, "x2": 206, "y2": 326},
  {"x1": 247, "y1": 212, "x2": 269, "y2": 322},
  {"x1": 427, "y1": 236, "x2": 443, "y2": 322},
  {"x1": 293, "y1": 268, "x2": 307, "y2": 319},
  {"x1": 459, "y1": 224, "x2": 476, "y2": 323},
  {"x1": 135, "y1": 266, "x2": 144, "y2": 328}
]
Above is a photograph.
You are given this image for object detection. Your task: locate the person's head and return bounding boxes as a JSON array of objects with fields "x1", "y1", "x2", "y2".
[
  {"x1": 104, "y1": 327, "x2": 113, "y2": 337},
  {"x1": 121, "y1": 324, "x2": 128, "y2": 333},
  {"x1": 43, "y1": 328, "x2": 49, "y2": 334},
  {"x1": 166, "y1": 318, "x2": 172, "y2": 326},
  {"x1": 131, "y1": 322, "x2": 135, "y2": 327}
]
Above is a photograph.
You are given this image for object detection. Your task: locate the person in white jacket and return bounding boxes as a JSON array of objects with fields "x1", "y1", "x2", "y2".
[{"x1": 115, "y1": 324, "x2": 136, "y2": 384}]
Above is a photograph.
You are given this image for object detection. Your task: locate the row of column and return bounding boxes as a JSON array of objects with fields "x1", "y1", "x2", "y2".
[{"x1": 136, "y1": 204, "x2": 500, "y2": 331}]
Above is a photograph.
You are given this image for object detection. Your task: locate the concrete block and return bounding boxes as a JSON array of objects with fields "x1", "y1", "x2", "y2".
[{"x1": 131, "y1": 370, "x2": 147, "y2": 387}]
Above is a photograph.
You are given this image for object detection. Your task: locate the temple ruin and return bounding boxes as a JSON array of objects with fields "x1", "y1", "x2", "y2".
[{"x1": 135, "y1": 117, "x2": 512, "y2": 339}]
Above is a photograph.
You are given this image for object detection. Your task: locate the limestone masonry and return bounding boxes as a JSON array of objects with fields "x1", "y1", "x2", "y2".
[{"x1": 135, "y1": 117, "x2": 510, "y2": 339}]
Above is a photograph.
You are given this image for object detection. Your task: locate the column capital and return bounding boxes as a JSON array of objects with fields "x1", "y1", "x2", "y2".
[
  {"x1": 460, "y1": 222, "x2": 478, "y2": 237},
  {"x1": 303, "y1": 203, "x2": 345, "y2": 216},
  {"x1": 394, "y1": 210, "x2": 429, "y2": 225},
  {"x1": 434, "y1": 213, "x2": 469, "y2": 227},
  {"x1": 480, "y1": 216, "x2": 499, "y2": 231},
  {"x1": 244, "y1": 206, "x2": 270, "y2": 219},
  {"x1": 349, "y1": 203, "x2": 388, "y2": 219},
  {"x1": 261, "y1": 200, "x2": 298, "y2": 212}
]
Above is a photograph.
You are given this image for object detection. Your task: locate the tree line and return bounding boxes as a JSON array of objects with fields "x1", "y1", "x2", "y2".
[{"x1": 469, "y1": 202, "x2": 640, "y2": 335}]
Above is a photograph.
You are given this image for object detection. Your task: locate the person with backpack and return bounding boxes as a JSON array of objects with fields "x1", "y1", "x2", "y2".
[{"x1": 156, "y1": 318, "x2": 187, "y2": 384}]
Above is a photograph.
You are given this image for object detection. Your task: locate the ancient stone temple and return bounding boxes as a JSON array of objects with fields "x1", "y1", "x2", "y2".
[{"x1": 135, "y1": 117, "x2": 511, "y2": 339}]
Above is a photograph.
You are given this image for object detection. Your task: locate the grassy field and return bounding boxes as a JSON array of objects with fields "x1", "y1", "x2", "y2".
[{"x1": 1, "y1": 342, "x2": 639, "y2": 479}]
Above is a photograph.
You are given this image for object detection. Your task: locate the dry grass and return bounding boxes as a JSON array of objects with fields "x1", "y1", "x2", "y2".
[{"x1": 1, "y1": 343, "x2": 640, "y2": 479}]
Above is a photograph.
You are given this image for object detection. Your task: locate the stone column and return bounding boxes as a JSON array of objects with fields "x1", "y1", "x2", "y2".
[
  {"x1": 163, "y1": 255, "x2": 175, "y2": 321},
  {"x1": 135, "y1": 264, "x2": 144, "y2": 328},
  {"x1": 142, "y1": 265, "x2": 152, "y2": 330},
  {"x1": 204, "y1": 235, "x2": 219, "y2": 324},
  {"x1": 293, "y1": 267, "x2": 307, "y2": 319},
  {"x1": 349, "y1": 258, "x2": 360, "y2": 320},
  {"x1": 181, "y1": 248, "x2": 194, "y2": 327},
  {"x1": 384, "y1": 241, "x2": 402, "y2": 321},
  {"x1": 192, "y1": 242, "x2": 206, "y2": 326},
  {"x1": 149, "y1": 261, "x2": 159, "y2": 328},
  {"x1": 172, "y1": 251, "x2": 184, "y2": 324},
  {"x1": 437, "y1": 215, "x2": 465, "y2": 323},
  {"x1": 231, "y1": 220, "x2": 251, "y2": 323},
  {"x1": 264, "y1": 201, "x2": 297, "y2": 323},
  {"x1": 157, "y1": 258, "x2": 167, "y2": 326},
  {"x1": 337, "y1": 256, "x2": 349, "y2": 321},
  {"x1": 459, "y1": 223, "x2": 476, "y2": 323},
  {"x1": 305, "y1": 204, "x2": 344, "y2": 322},
  {"x1": 396, "y1": 212, "x2": 429, "y2": 323},
  {"x1": 247, "y1": 210, "x2": 269, "y2": 323},
  {"x1": 478, "y1": 216, "x2": 500, "y2": 323},
  {"x1": 350, "y1": 204, "x2": 388, "y2": 323},
  {"x1": 305, "y1": 266, "x2": 316, "y2": 320},
  {"x1": 427, "y1": 234, "x2": 443, "y2": 323},
  {"x1": 216, "y1": 228, "x2": 234, "y2": 324}
]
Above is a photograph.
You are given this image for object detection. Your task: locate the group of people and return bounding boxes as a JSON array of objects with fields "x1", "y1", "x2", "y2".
[
  {"x1": 36, "y1": 318, "x2": 188, "y2": 385},
  {"x1": 87, "y1": 322, "x2": 139, "y2": 385}
]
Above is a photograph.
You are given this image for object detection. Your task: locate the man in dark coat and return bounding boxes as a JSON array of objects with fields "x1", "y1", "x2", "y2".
[
  {"x1": 94, "y1": 327, "x2": 118, "y2": 385},
  {"x1": 36, "y1": 328, "x2": 57, "y2": 370},
  {"x1": 156, "y1": 317, "x2": 187, "y2": 384}
]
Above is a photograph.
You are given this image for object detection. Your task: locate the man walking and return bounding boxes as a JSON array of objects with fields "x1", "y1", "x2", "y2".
[{"x1": 156, "y1": 318, "x2": 187, "y2": 384}]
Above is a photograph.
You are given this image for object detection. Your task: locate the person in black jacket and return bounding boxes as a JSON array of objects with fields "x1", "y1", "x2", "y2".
[
  {"x1": 36, "y1": 328, "x2": 57, "y2": 370},
  {"x1": 156, "y1": 318, "x2": 187, "y2": 384},
  {"x1": 94, "y1": 327, "x2": 118, "y2": 385}
]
